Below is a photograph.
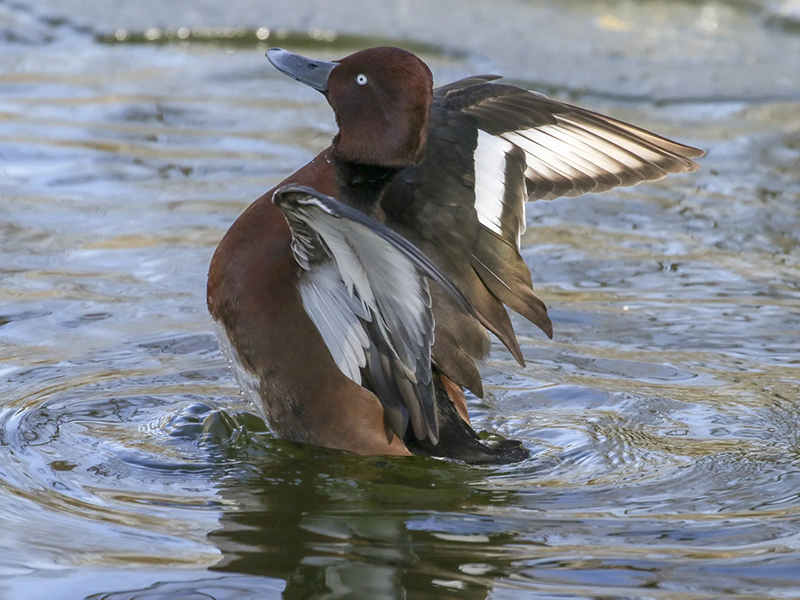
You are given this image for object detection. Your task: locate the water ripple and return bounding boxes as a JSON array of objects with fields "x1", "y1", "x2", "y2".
[{"x1": 2, "y1": 1, "x2": 800, "y2": 598}]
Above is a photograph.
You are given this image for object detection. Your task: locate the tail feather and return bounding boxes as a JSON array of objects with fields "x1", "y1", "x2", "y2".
[{"x1": 403, "y1": 373, "x2": 530, "y2": 464}]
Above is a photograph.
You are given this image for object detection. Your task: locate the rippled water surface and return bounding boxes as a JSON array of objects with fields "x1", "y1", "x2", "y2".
[{"x1": 1, "y1": 0, "x2": 800, "y2": 598}]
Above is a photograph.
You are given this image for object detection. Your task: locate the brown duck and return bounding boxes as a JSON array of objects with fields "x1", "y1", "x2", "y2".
[{"x1": 207, "y1": 46, "x2": 703, "y2": 463}]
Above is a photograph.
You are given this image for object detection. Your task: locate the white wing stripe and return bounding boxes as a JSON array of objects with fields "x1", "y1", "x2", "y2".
[
  {"x1": 560, "y1": 114, "x2": 672, "y2": 165},
  {"x1": 299, "y1": 265, "x2": 369, "y2": 385},
  {"x1": 317, "y1": 283, "x2": 369, "y2": 370},
  {"x1": 533, "y1": 125, "x2": 631, "y2": 177},
  {"x1": 558, "y1": 121, "x2": 664, "y2": 175},
  {"x1": 474, "y1": 130, "x2": 514, "y2": 238},
  {"x1": 510, "y1": 127, "x2": 612, "y2": 181},
  {"x1": 505, "y1": 130, "x2": 591, "y2": 182}
]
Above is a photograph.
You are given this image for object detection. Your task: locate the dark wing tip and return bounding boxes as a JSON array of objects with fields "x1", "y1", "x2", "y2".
[
  {"x1": 682, "y1": 145, "x2": 706, "y2": 160},
  {"x1": 654, "y1": 141, "x2": 705, "y2": 168},
  {"x1": 650, "y1": 135, "x2": 705, "y2": 162}
]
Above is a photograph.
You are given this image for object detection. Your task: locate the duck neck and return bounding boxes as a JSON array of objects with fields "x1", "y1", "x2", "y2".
[{"x1": 334, "y1": 158, "x2": 400, "y2": 216}]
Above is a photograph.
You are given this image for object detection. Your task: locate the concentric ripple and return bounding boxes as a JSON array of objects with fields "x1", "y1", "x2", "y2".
[
  {"x1": 0, "y1": 336, "x2": 242, "y2": 574},
  {"x1": 2, "y1": 0, "x2": 800, "y2": 598}
]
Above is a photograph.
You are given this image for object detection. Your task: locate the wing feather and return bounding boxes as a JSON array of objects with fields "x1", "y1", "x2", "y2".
[
  {"x1": 381, "y1": 80, "x2": 703, "y2": 389},
  {"x1": 449, "y1": 84, "x2": 702, "y2": 210},
  {"x1": 274, "y1": 184, "x2": 476, "y2": 443},
  {"x1": 298, "y1": 265, "x2": 370, "y2": 384}
]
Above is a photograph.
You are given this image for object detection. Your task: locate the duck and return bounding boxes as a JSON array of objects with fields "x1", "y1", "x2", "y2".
[{"x1": 207, "y1": 46, "x2": 703, "y2": 463}]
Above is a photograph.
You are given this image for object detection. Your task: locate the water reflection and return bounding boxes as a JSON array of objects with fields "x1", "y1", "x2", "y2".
[
  {"x1": 205, "y1": 422, "x2": 800, "y2": 598},
  {"x1": 209, "y1": 445, "x2": 504, "y2": 599}
]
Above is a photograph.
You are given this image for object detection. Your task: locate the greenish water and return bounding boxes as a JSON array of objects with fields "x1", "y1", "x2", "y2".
[{"x1": 1, "y1": 1, "x2": 799, "y2": 598}]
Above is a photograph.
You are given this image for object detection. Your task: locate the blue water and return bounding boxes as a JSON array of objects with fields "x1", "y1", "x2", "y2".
[{"x1": 1, "y1": 1, "x2": 799, "y2": 598}]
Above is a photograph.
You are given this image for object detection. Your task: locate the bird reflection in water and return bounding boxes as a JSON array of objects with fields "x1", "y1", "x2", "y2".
[{"x1": 206, "y1": 428, "x2": 523, "y2": 599}]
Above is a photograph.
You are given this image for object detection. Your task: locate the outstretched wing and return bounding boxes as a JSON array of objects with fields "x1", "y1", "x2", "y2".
[
  {"x1": 381, "y1": 79, "x2": 704, "y2": 394},
  {"x1": 445, "y1": 82, "x2": 703, "y2": 249},
  {"x1": 273, "y1": 184, "x2": 474, "y2": 444}
]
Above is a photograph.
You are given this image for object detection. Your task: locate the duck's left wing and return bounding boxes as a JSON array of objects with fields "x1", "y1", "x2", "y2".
[
  {"x1": 273, "y1": 184, "x2": 474, "y2": 444},
  {"x1": 381, "y1": 80, "x2": 704, "y2": 396}
]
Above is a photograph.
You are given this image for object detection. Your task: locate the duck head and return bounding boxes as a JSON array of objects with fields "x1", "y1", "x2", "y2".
[{"x1": 267, "y1": 46, "x2": 433, "y2": 169}]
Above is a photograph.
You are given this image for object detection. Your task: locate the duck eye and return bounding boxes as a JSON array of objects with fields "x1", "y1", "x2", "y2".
[{"x1": 355, "y1": 73, "x2": 368, "y2": 86}]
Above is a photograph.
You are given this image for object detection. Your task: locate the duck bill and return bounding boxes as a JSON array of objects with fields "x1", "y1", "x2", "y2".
[{"x1": 266, "y1": 48, "x2": 337, "y2": 93}]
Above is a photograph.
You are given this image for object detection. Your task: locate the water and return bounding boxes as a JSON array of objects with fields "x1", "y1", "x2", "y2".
[{"x1": 1, "y1": 0, "x2": 799, "y2": 597}]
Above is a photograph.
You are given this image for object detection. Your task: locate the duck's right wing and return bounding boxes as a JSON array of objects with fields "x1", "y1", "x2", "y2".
[{"x1": 273, "y1": 184, "x2": 475, "y2": 444}]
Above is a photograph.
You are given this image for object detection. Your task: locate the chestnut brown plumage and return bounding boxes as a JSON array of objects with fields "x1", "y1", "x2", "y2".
[{"x1": 208, "y1": 46, "x2": 703, "y2": 462}]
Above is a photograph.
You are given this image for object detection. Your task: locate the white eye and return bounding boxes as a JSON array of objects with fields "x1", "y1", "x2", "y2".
[{"x1": 355, "y1": 73, "x2": 368, "y2": 86}]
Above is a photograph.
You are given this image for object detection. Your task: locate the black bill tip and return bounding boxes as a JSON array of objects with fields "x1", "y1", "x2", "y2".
[{"x1": 266, "y1": 48, "x2": 338, "y2": 93}]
